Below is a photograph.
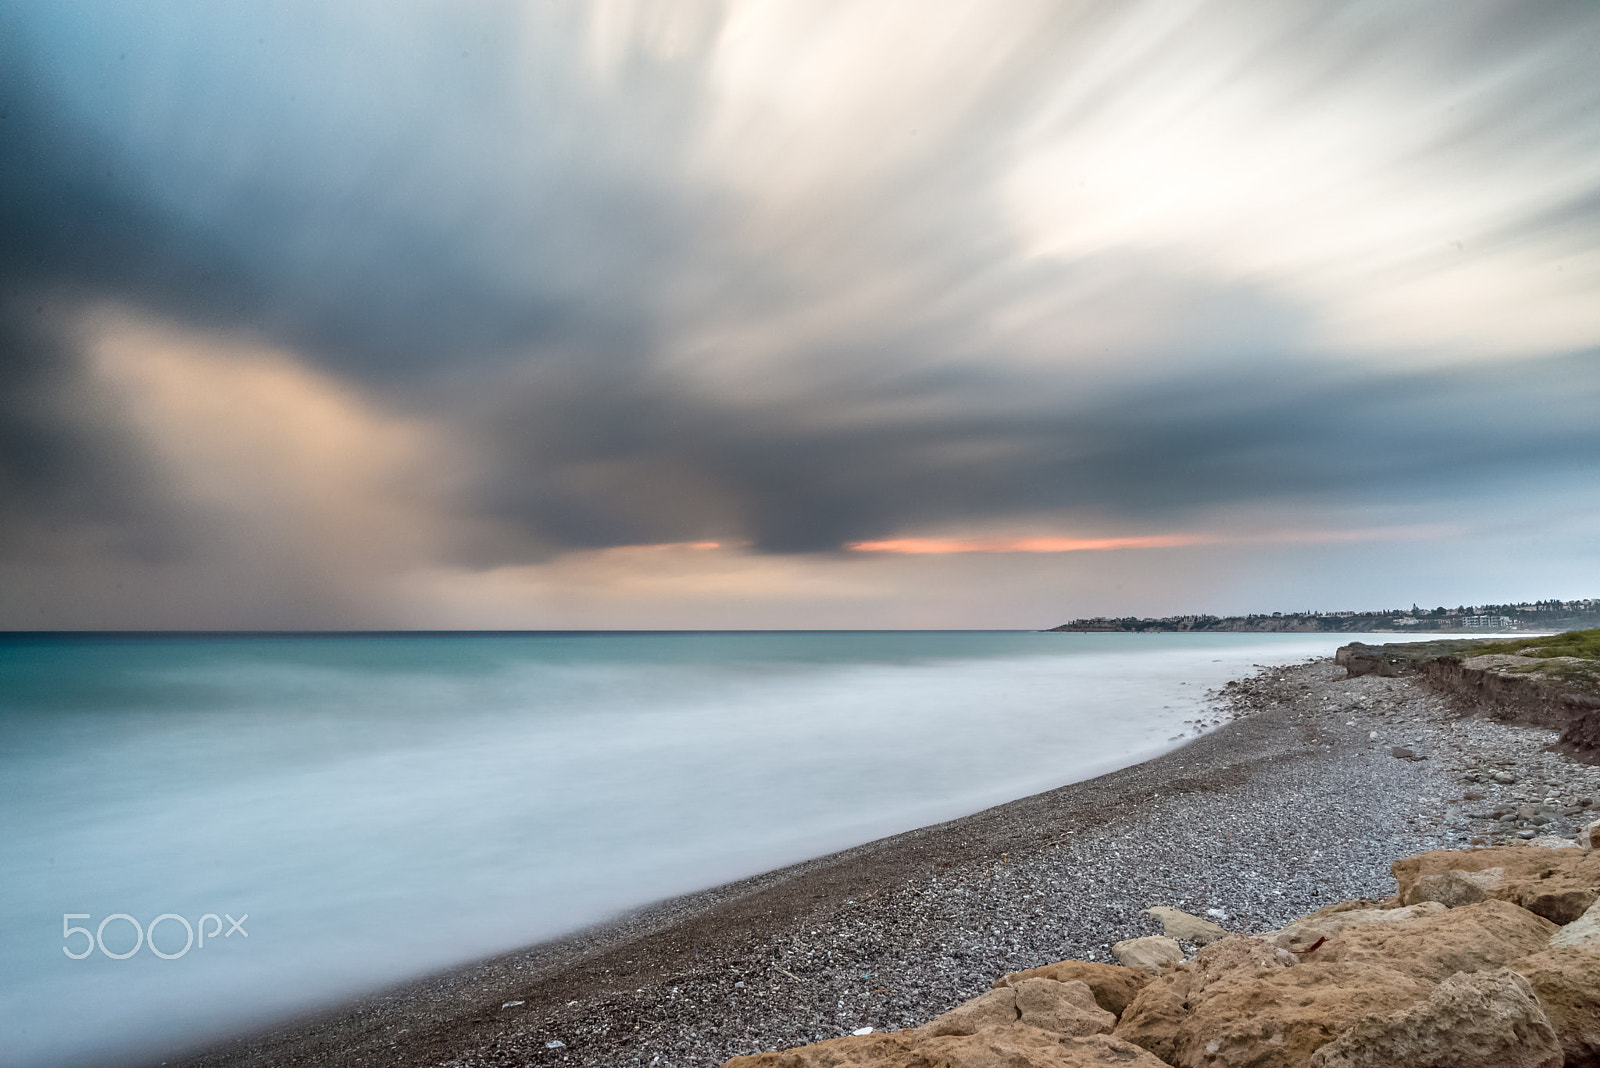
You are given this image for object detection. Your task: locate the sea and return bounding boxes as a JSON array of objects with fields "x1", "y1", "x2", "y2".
[{"x1": 0, "y1": 629, "x2": 1425, "y2": 1066}]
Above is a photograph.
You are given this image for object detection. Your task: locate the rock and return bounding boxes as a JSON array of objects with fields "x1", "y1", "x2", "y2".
[
  {"x1": 993, "y1": 961, "x2": 1150, "y2": 1018},
  {"x1": 1307, "y1": 968, "x2": 1562, "y2": 1068},
  {"x1": 1114, "y1": 956, "x2": 1430, "y2": 1068},
  {"x1": 1465, "y1": 789, "x2": 1487, "y2": 800},
  {"x1": 1013, "y1": 979, "x2": 1117, "y2": 1037},
  {"x1": 1496, "y1": 771, "x2": 1518, "y2": 784},
  {"x1": 1527, "y1": 835, "x2": 1580, "y2": 850},
  {"x1": 1393, "y1": 846, "x2": 1600, "y2": 924},
  {"x1": 1141, "y1": 906, "x2": 1230, "y2": 945},
  {"x1": 921, "y1": 979, "x2": 1114, "y2": 1039},
  {"x1": 1107, "y1": 965, "x2": 1192, "y2": 1064},
  {"x1": 1585, "y1": 818, "x2": 1600, "y2": 850},
  {"x1": 1265, "y1": 901, "x2": 1447, "y2": 954},
  {"x1": 853, "y1": 1027, "x2": 874, "y2": 1036},
  {"x1": 723, "y1": 1027, "x2": 1171, "y2": 1067},
  {"x1": 1404, "y1": 869, "x2": 1493, "y2": 908},
  {"x1": 1513, "y1": 947, "x2": 1600, "y2": 1067},
  {"x1": 1549, "y1": 895, "x2": 1600, "y2": 950},
  {"x1": 919, "y1": 987, "x2": 1023, "y2": 1037},
  {"x1": 1308, "y1": 898, "x2": 1558, "y2": 982},
  {"x1": 1111, "y1": 936, "x2": 1184, "y2": 974},
  {"x1": 1185, "y1": 936, "x2": 1301, "y2": 985}
]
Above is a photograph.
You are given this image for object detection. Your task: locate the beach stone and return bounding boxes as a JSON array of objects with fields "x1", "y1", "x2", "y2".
[
  {"x1": 1114, "y1": 958, "x2": 1430, "y2": 1068},
  {"x1": 920, "y1": 979, "x2": 1113, "y2": 1039},
  {"x1": 1549, "y1": 894, "x2": 1600, "y2": 950},
  {"x1": 1391, "y1": 745, "x2": 1421, "y2": 760},
  {"x1": 1513, "y1": 947, "x2": 1600, "y2": 1067},
  {"x1": 1393, "y1": 845, "x2": 1600, "y2": 924},
  {"x1": 1585, "y1": 818, "x2": 1600, "y2": 850},
  {"x1": 1527, "y1": 835, "x2": 1581, "y2": 850},
  {"x1": 1307, "y1": 968, "x2": 1561, "y2": 1068},
  {"x1": 1141, "y1": 906, "x2": 1229, "y2": 945},
  {"x1": 1309, "y1": 898, "x2": 1557, "y2": 982},
  {"x1": 993, "y1": 961, "x2": 1150, "y2": 1018},
  {"x1": 722, "y1": 1026, "x2": 1169, "y2": 1067},
  {"x1": 1111, "y1": 936, "x2": 1183, "y2": 974}
]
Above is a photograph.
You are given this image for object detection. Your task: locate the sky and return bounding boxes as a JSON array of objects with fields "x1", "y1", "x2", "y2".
[{"x1": 1, "y1": 0, "x2": 1597, "y2": 630}]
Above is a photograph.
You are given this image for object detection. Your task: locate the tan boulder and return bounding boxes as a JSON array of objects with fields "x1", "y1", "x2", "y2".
[
  {"x1": 993, "y1": 961, "x2": 1151, "y2": 1018},
  {"x1": 921, "y1": 979, "x2": 1114, "y2": 1038},
  {"x1": 1406, "y1": 868, "x2": 1495, "y2": 907},
  {"x1": 1113, "y1": 936, "x2": 1432, "y2": 1068},
  {"x1": 1308, "y1": 898, "x2": 1557, "y2": 981},
  {"x1": 1014, "y1": 979, "x2": 1118, "y2": 1037},
  {"x1": 1549, "y1": 894, "x2": 1600, "y2": 950},
  {"x1": 919, "y1": 987, "x2": 1019, "y2": 1037},
  {"x1": 1184, "y1": 936, "x2": 1300, "y2": 992},
  {"x1": 1111, "y1": 936, "x2": 1184, "y2": 974},
  {"x1": 1513, "y1": 946, "x2": 1600, "y2": 1067},
  {"x1": 1584, "y1": 818, "x2": 1600, "y2": 851},
  {"x1": 1107, "y1": 964, "x2": 1195, "y2": 1064},
  {"x1": 1142, "y1": 906, "x2": 1230, "y2": 945},
  {"x1": 1265, "y1": 901, "x2": 1446, "y2": 954},
  {"x1": 722, "y1": 1026, "x2": 1171, "y2": 1067},
  {"x1": 1393, "y1": 846, "x2": 1600, "y2": 924},
  {"x1": 1307, "y1": 968, "x2": 1562, "y2": 1068},
  {"x1": 919, "y1": 1030, "x2": 1176, "y2": 1068}
]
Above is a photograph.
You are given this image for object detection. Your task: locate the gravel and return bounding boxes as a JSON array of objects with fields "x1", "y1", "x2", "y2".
[{"x1": 169, "y1": 656, "x2": 1600, "y2": 1068}]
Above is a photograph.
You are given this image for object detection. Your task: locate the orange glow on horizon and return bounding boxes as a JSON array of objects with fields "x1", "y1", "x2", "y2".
[{"x1": 846, "y1": 534, "x2": 1208, "y2": 554}]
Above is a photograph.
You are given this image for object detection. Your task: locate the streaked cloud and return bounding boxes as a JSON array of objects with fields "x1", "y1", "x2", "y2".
[{"x1": 1, "y1": 0, "x2": 1597, "y2": 626}]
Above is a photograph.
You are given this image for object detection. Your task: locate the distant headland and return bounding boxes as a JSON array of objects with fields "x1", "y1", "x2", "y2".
[{"x1": 1049, "y1": 598, "x2": 1600, "y2": 633}]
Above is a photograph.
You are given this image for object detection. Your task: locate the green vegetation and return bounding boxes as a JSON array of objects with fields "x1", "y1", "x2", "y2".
[{"x1": 1464, "y1": 628, "x2": 1600, "y2": 661}]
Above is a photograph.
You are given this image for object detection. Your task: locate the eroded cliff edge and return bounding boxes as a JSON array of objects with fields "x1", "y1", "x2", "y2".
[{"x1": 1336, "y1": 629, "x2": 1600, "y2": 762}]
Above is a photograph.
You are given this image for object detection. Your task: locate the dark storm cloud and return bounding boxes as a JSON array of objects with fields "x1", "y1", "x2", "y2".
[
  {"x1": 2, "y1": 0, "x2": 1599, "y2": 587},
  {"x1": 466, "y1": 341, "x2": 1600, "y2": 554}
]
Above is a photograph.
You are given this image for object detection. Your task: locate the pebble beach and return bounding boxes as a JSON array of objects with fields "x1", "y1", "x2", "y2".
[{"x1": 171, "y1": 652, "x2": 1600, "y2": 1068}]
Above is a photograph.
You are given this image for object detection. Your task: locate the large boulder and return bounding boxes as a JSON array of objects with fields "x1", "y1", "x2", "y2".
[
  {"x1": 921, "y1": 979, "x2": 1114, "y2": 1039},
  {"x1": 1307, "y1": 968, "x2": 1562, "y2": 1068},
  {"x1": 993, "y1": 961, "x2": 1151, "y2": 1018},
  {"x1": 1264, "y1": 901, "x2": 1446, "y2": 954},
  {"x1": 1549, "y1": 894, "x2": 1600, "y2": 950},
  {"x1": 722, "y1": 1026, "x2": 1171, "y2": 1067},
  {"x1": 1112, "y1": 937, "x2": 1432, "y2": 1068},
  {"x1": 1393, "y1": 846, "x2": 1600, "y2": 924},
  {"x1": 1306, "y1": 898, "x2": 1557, "y2": 981},
  {"x1": 1513, "y1": 947, "x2": 1600, "y2": 1067},
  {"x1": 1405, "y1": 868, "x2": 1497, "y2": 907}
]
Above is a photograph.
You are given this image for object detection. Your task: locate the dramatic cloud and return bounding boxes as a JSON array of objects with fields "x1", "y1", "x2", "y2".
[{"x1": 1, "y1": 0, "x2": 1597, "y2": 627}]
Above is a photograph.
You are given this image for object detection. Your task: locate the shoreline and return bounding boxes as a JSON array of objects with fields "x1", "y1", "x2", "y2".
[{"x1": 167, "y1": 655, "x2": 1600, "y2": 1068}]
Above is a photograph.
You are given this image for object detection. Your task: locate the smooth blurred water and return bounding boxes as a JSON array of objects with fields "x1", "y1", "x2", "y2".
[{"x1": 1, "y1": 630, "x2": 1402, "y2": 1066}]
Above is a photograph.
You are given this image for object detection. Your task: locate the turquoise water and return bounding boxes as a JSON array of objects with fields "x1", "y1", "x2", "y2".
[{"x1": 1, "y1": 630, "x2": 1398, "y2": 1066}]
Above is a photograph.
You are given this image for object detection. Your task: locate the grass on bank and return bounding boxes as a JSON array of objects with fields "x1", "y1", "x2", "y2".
[{"x1": 1464, "y1": 628, "x2": 1600, "y2": 662}]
